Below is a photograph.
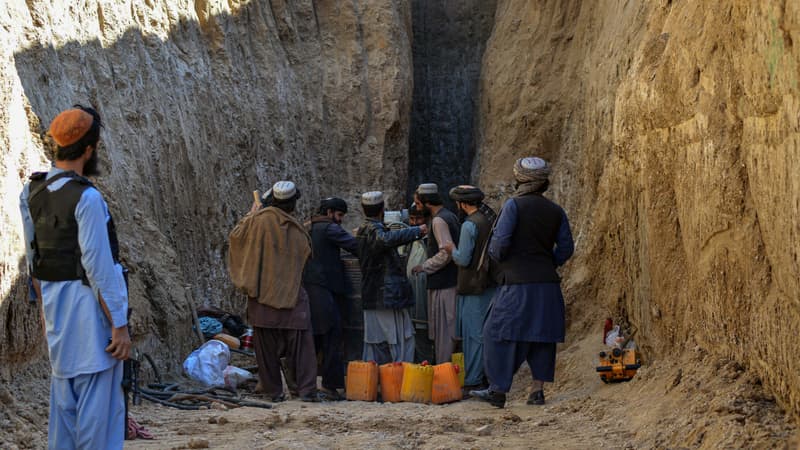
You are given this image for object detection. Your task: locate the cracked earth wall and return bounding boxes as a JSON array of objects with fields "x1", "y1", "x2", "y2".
[
  {"x1": 0, "y1": 0, "x2": 412, "y2": 376},
  {"x1": 476, "y1": 0, "x2": 800, "y2": 419}
]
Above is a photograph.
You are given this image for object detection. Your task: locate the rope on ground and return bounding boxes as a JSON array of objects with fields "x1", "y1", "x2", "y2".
[{"x1": 130, "y1": 351, "x2": 268, "y2": 410}]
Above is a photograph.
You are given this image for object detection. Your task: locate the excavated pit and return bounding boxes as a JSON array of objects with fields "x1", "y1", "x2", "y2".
[
  {"x1": 406, "y1": 0, "x2": 496, "y2": 197},
  {"x1": 1, "y1": 0, "x2": 799, "y2": 448}
]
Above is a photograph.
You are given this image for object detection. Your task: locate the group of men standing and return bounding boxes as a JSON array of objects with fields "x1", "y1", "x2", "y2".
[
  {"x1": 20, "y1": 105, "x2": 574, "y2": 449},
  {"x1": 228, "y1": 156, "x2": 574, "y2": 410}
]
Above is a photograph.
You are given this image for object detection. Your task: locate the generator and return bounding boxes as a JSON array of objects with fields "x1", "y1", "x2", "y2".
[{"x1": 596, "y1": 347, "x2": 640, "y2": 383}]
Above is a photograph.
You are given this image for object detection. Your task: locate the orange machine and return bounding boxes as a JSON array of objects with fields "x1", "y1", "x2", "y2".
[{"x1": 596, "y1": 347, "x2": 640, "y2": 382}]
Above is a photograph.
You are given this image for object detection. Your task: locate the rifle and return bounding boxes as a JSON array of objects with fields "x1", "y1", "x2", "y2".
[{"x1": 121, "y1": 308, "x2": 140, "y2": 440}]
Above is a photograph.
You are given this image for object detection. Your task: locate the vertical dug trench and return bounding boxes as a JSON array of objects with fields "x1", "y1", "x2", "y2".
[{"x1": 407, "y1": 0, "x2": 497, "y2": 198}]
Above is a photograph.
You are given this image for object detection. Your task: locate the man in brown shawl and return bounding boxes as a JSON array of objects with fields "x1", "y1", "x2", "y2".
[{"x1": 228, "y1": 181, "x2": 323, "y2": 402}]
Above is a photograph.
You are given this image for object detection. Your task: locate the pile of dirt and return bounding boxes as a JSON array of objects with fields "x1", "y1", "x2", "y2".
[{"x1": 0, "y1": 363, "x2": 50, "y2": 450}]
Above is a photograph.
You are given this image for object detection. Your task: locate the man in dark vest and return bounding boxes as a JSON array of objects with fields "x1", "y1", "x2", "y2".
[
  {"x1": 411, "y1": 183, "x2": 461, "y2": 364},
  {"x1": 20, "y1": 106, "x2": 130, "y2": 448},
  {"x1": 357, "y1": 191, "x2": 426, "y2": 364},
  {"x1": 303, "y1": 197, "x2": 358, "y2": 400},
  {"x1": 443, "y1": 185, "x2": 497, "y2": 393},
  {"x1": 471, "y1": 157, "x2": 574, "y2": 408}
]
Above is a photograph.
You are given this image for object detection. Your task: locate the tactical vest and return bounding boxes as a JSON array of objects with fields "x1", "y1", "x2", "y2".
[
  {"x1": 27, "y1": 171, "x2": 120, "y2": 284},
  {"x1": 305, "y1": 219, "x2": 348, "y2": 295},
  {"x1": 426, "y1": 207, "x2": 460, "y2": 290},
  {"x1": 456, "y1": 210, "x2": 494, "y2": 295},
  {"x1": 495, "y1": 194, "x2": 563, "y2": 285}
]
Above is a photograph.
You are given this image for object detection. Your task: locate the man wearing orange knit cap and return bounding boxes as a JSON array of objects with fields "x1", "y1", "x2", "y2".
[{"x1": 20, "y1": 105, "x2": 130, "y2": 449}]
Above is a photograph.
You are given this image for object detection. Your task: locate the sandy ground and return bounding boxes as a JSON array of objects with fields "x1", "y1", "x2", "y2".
[
  {"x1": 2, "y1": 319, "x2": 797, "y2": 449},
  {"x1": 121, "y1": 333, "x2": 799, "y2": 450}
]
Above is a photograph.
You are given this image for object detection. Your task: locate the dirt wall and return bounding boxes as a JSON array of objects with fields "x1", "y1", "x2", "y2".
[
  {"x1": 0, "y1": 0, "x2": 412, "y2": 376},
  {"x1": 476, "y1": 0, "x2": 800, "y2": 419}
]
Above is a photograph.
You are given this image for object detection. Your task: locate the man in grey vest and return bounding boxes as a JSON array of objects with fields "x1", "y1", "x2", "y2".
[
  {"x1": 304, "y1": 197, "x2": 358, "y2": 400},
  {"x1": 411, "y1": 183, "x2": 461, "y2": 364}
]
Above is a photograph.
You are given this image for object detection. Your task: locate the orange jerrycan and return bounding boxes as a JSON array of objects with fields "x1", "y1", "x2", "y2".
[
  {"x1": 346, "y1": 361, "x2": 379, "y2": 401},
  {"x1": 451, "y1": 352, "x2": 465, "y2": 386},
  {"x1": 379, "y1": 362, "x2": 405, "y2": 403},
  {"x1": 400, "y1": 362, "x2": 434, "y2": 403},
  {"x1": 432, "y1": 362, "x2": 463, "y2": 404}
]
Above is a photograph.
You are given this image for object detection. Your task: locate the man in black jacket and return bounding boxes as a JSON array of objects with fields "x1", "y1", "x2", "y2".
[
  {"x1": 356, "y1": 191, "x2": 426, "y2": 364},
  {"x1": 304, "y1": 197, "x2": 358, "y2": 400}
]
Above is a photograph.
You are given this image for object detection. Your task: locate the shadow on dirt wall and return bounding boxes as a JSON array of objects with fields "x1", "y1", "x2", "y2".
[
  {"x1": 7, "y1": 4, "x2": 295, "y2": 375},
  {"x1": 0, "y1": 257, "x2": 46, "y2": 378}
]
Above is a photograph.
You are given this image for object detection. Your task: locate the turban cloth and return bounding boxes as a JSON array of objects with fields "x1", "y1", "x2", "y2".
[
  {"x1": 449, "y1": 185, "x2": 485, "y2": 203},
  {"x1": 513, "y1": 157, "x2": 551, "y2": 196}
]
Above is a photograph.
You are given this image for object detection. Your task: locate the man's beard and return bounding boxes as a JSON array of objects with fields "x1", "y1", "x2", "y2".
[
  {"x1": 456, "y1": 207, "x2": 467, "y2": 223},
  {"x1": 83, "y1": 149, "x2": 101, "y2": 177},
  {"x1": 421, "y1": 205, "x2": 432, "y2": 218}
]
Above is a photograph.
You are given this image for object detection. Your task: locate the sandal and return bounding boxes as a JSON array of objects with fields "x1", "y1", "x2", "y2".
[{"x1": 126, "y1": 417, "x2": 154, "y2": 440}]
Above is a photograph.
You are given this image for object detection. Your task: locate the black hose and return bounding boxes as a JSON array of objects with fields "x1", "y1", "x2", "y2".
[
  {"x1": 229, "y1": 348, "x2": 255, "y2": 357},
  {"x1": 138, "y1": 392, "x2": 209, "y2": 410},
  {"x1": 140, "y1": 353, "x2": 162, "y2": 384},
  {"x1": 136, "y1": 379, "x2": 273, "y2": 410}
]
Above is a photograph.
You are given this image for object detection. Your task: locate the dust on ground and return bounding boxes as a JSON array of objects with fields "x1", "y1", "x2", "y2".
[
  {"x1": 119, "y1": 333, "x2": 796, "y2": 450},
  {"x1": 2, "y1": 329, "x2": 798, "y2": 449}
]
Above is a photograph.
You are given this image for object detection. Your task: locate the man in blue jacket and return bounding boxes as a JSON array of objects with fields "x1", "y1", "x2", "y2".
[
  {"x1": 356, "y1": 191, "x2": 426, "y2": 364},
  {"x1": 20, "y1": 106, "x2": 130, "y2": 449},
  {"x1": 304, "y1": 197, "x2": 358, "y2": 400}
]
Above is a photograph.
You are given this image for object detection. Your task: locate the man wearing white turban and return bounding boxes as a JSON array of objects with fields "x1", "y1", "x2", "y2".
[
  {"x1": 471, "y1": 157, "x2": 574, "y2": 408},
  {"x1": 356, "y1": 191, "x2": 427, "y2": 363}
]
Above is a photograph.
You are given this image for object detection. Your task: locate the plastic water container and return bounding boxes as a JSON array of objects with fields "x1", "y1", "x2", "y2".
[
  {"x1": 384, "y1": 210, "x2": 403, "y2": 225},
  {"x1": 400, "y1": 362, "x2": 434, "y2": 404},
  {"x1": 379, "y1": 362, "x2": 404, "y2": 403},
  {"x1": 346, "y1": 361, "x2": 379, "y2": 401},
  {"x1": 240, "y1": 328, "x2": 253, "y2": 351},
  {"x1": 432, "y1": 362, "x2": 463, "y2": 404},
  {"x1": 451, "y1": 353, "x2": 465, "y2": 386},
  {"x1": 212, "y1": 333, "x2": 240, "y2": 350}
]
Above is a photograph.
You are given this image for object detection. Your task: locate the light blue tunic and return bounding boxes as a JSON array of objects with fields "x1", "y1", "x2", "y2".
[
  {"x1": 20, "y1": 168, "x2": 128, "y2": 449},
  {"x1": 451, "y1": 220, "x2": 495, "y2": 386}
]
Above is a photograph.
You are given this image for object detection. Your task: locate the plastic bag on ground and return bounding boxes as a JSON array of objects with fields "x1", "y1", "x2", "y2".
[
  {"x1": 223, "y1": 365, "x2": 253, "y2": 389},
  {"x1": 183, "y1": 340, "x2": 231, "y2": 386},
  {"x1": 604, "y1": 325, "x2": 623, "y2": 348}
]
